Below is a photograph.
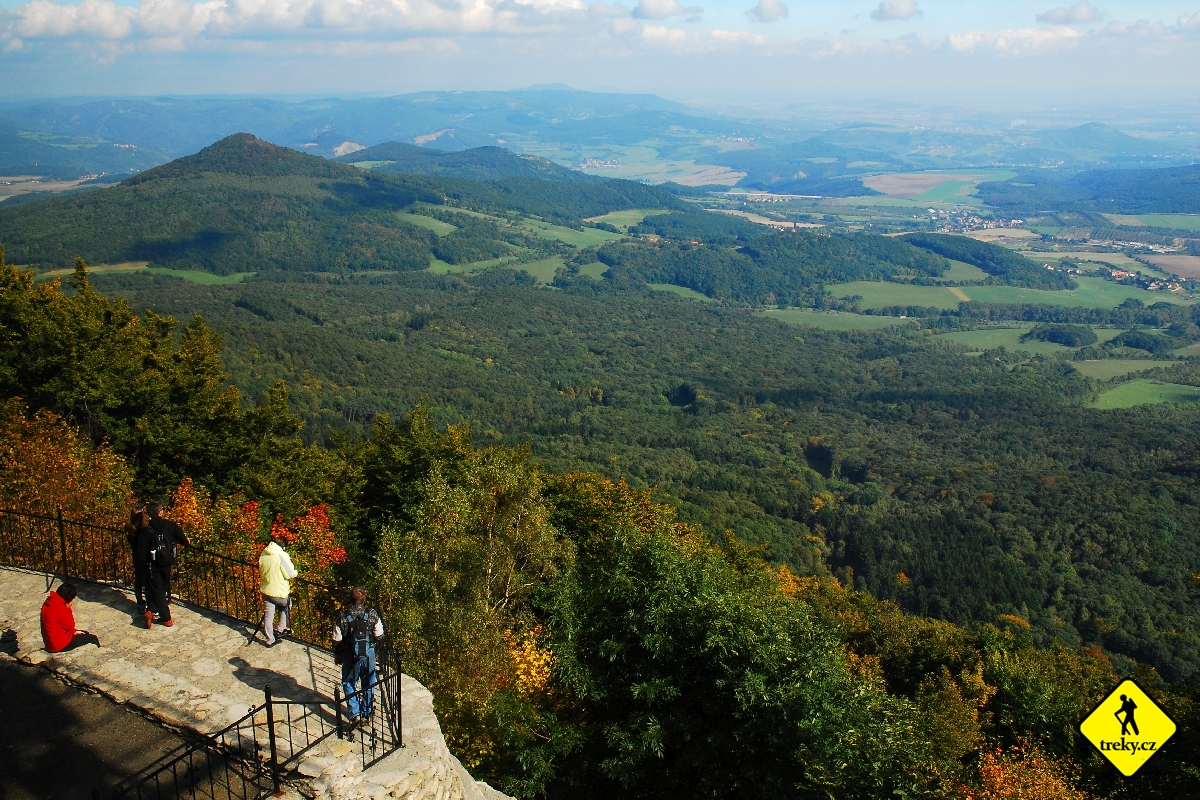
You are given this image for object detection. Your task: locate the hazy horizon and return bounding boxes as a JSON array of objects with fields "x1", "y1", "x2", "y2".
[{"x1": 1, "y1": 1, "x2": 1199, "y2": 113}]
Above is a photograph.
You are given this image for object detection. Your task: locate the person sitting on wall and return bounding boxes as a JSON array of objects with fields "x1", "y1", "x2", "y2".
[{"x1": 40, "y1": 584, "x2": 100, "y2": 653}]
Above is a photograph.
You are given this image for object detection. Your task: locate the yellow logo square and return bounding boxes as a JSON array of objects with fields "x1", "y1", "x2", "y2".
[{"x1": 1079, "y1": 679, "x2": 1177, "y2": 777}]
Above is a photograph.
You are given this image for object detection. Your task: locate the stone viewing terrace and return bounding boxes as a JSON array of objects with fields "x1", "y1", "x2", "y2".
[{"x1": 0, "y1": 559, "x2": 510, "y2": 800}]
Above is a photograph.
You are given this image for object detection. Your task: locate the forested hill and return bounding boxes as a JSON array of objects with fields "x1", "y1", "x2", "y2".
[
  {"x1": 0, "y1": 134, "x2": 682, "y2": 273},
  {"x1": 980, "y1": 162, "x2": 1200, "y2": 214},
  {"x1": 336, "y1": 141, "x2": 592, "y2": 182}
]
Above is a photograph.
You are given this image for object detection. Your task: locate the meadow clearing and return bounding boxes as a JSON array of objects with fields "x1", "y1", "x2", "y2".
[
  {"x1": 933, "y1": 324, "x2": 1124, "y2": 355},
  {"x1": 762, "y1": 309, "x2": 919, "y2": 330},
  {"x1": 1072, "y1": 360, "x2": 1163, "y2": 381},
  {"x1": 1091, "y1": 379, "x2": 1200, "y2": 409},
  {"x1": 35, "y1": 262, "x2": 254, "y2": 285},
  {"x1": 575, "y1": 262, "x2": 609, "y2": 280},
  {"x1": 516, "y1": 257, "x2": 565, "y2": 284},
  {"x1": 1103, "y1": 213, "x2": 1200, "y2": 232},
  {"x1": 584, "y1": 208, "x2": 670, "y2": 230},
  {"x1": 861, "y1": 170, "x2": 1017, "y2": 201},
  {"x1": 397, "y1": 212, "x2": 457, "y2": 235},
  {"x1": 520, "y1": 219, "x2": 623, "y2": 248},
  {"x1": 428, "y1": 256, "x2": 514, "y2": 275},
  {"x1": 833, "y1": 277, "x2": 1197, "y2": 310},
  {"x1": 648, "y1": 284, "x2": 715, "y2": 302}
]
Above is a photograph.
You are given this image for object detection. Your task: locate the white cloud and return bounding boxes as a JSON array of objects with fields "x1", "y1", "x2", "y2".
[
  {"x1": 947, "y1": 24, "x2": 1081, "y2": 53},
  {"x1": 631, "y1": 0, "x2": 700, "y2": 20},
  {"x1": 8, "y1": 0, "x2": 602, "y2": 42},
  {"x1": 747, "y1": 0, "x2": 787, "y2": 23},
  {"x1": 1036, "y1": 2, "x2": 1104, "y2": 25},
  {"x1": 638, "y1": 23, "x2": 764, "y2": 50},
  {"x1": 1177, "y1": 11, "x2": 1200, "y2": 31},
  {"x1": 870, "y1": 0, "x2": 921, "y2": 22}
]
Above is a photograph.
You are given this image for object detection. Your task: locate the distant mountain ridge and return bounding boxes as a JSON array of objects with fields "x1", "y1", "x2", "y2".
[
  {"x1": 336, "y1": 142, "x2": 593, "y2": 182},
  {"x1": 978, "y1": 162, "x2": 1200, "y2": 214}
]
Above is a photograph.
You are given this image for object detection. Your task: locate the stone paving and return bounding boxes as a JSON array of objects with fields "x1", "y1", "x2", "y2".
[{"x1": 0, "y1": 566, "x2": 512, "y2": 800}]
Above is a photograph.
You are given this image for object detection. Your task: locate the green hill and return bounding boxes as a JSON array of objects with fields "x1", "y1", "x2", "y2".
[
  {"x1": 0, "y1": 134, "x2": 683, "y2": 274},
  {"x1": 337, "y1": 142, "x2": 591, "y2": 182},
  {"x1": 979, "y1": 163, "x2": 1200, "y2": 214}
]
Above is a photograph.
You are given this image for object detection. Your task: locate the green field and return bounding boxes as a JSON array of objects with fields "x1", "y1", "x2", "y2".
[
  {"x1": 428, "y1": 256, "x2": 514, "y2": 275},
  {"x1": 832, "y1": 282, "x2": 963, "y2": 310},
  {"x1": 939, "y1": 260, "x2": 989, "y2": 282},
  {"x1": 1091, "y1": 379, "x2": 1200, "y2": 409},
  {"x1": 1105, "y1": 214, "x2": 1200, "y2": 232},
  {"x1": 833, "y1": 277, "x2": 1196, "y2": 311},
  {"x1": 584, "y1": 209, "x2": 670, "y2": 230},
  {"x1": 576, "y1": 262, "x2": 609, "y2": 280},
  {"x1": 517, "y1": 257, "x2": 565, "y2": 284},
  {"x1": 763, "y1": 309, "x2": 920, "y2": 330},
  {"x1": 1071, "y1": 360, "x2": 1162, "y2": 381},
  {"x1": 937, "y1": 327, "x2": 1073, "y2": 355},
  {"x1": 648, "y1": 284, "x2": 715, "y2": 302},
  {"x1": 37, "y1": 263, "x2": 254, "y2": 285},
  {"x1": 913, "y1": 180, "x2": 980, "y2": 204},
  {"x1": 521, "y1": 219, "x2": 624, "y2": 248},
  {"x1": 397, "y1": 212, "x2": 457, "y2": 235}
]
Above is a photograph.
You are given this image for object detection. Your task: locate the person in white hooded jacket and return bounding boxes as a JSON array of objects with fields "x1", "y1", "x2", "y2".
[{"x1": 259, "y1": 528, "x2": 298, "y2": 646}]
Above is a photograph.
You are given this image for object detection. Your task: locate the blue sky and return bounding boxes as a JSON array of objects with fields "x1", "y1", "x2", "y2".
[{"x1": 1, "y1": 0, "x2": 1199, "y2": 106}]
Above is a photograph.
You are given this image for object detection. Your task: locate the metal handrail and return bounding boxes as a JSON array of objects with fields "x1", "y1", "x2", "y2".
[{"x1": 0, "y1": 506, "x2": 406, "y2": 798}]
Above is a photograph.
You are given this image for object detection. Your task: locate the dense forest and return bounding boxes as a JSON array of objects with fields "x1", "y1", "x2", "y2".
[
  {"x1": 335, "y1": 142, "x2": 592, "y2": 182},
  {"x1": 3, "y1": 254, "x2": 1198, "y2": 800}
]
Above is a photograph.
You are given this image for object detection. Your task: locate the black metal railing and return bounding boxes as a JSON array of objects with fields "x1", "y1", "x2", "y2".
[
  {"x1": 107, "y1": 702, "x2": 275, "y2": 800},
  {"x1": 0, "y1": 508, "x2": 339, "y2": 648},
  {"x1": 0, "y1": 508, "x2": 405, "y2": 798}
]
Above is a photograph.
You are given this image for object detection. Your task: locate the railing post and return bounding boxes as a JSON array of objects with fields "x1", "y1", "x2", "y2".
[
  {"x1": 335, "y1": 686, "x2": 344, "y2": 740},
  {"x1": 264, "y1": 685, "x2": 281, "y2": 793},
  {"x1": 57, "y1": 509, "x2": 68, "y2": 578}
]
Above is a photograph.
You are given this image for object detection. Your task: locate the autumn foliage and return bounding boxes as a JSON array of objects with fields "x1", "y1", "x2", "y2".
[{"x1": 0, "y1": 400, "x2": 132, "y2": 523}]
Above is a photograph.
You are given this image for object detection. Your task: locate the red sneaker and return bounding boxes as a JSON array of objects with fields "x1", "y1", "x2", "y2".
[
  {"x1": 163, "y1": 619, "x2": 174, "y2": 627},
  {"x1": 144, "y1": 611, "x2": 154, "y2": 629}
]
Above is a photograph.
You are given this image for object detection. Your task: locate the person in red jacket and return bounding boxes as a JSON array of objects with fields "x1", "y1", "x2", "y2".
[{"x1": 40, "y1": 584, "x2": 100, "y2": 653}]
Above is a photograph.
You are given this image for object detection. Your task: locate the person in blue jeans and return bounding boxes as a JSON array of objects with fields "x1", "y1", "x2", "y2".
[{"x1": 333, "y1": 587, "x2": 385, "y2": 728}]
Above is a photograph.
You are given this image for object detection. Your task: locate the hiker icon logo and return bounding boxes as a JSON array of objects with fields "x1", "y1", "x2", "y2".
[{"x1": 1079, "y1": 679, "x2": 1177, "y2": 777}]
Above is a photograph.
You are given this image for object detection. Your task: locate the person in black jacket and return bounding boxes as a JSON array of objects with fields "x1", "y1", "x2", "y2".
[
  {"x1": 124, "y1": 507, "x2": 149, "y2": 615},
  {"x1": 136, "y1": 502, "x2": 190, "y2": 628}
]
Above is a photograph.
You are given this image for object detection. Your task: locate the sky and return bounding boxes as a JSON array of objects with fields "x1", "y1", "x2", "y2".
[{"x1": 1, "y1": 0, "x2": 1199, "y2": 109}]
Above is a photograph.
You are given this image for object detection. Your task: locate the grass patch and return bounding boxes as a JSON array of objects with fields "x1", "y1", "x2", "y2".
[
  {"x1": 1135, "y1": 214, "x2": 1200, "y2": 232},
  {"x1": 584, "y1": 209, "x2": 670, "y2": 230},
  {"x1": 937, "y1": 326, "x2": 1074, "y2": 355},
  {"x1": 428, "y1": 256, "x2": 514, "y2": 275},
  {"x1": 517, "y1": 257, "x2": 565, "y2": 284},
  {"x1": 912, "y1": 180, "x2": 980, "y2": 204},
  {"x1": 832, "y1": 282, "x2": 963, "y2": 310},
  {"x1": 576, "y1": 262, "x2": 609, "y2": 280},
  {"x1": 939, "y1": 260, "x2": 989, "y2": 282},
  {"x1": 397, "y1": 212, "x2": 457, "y2": 235},
  {"x1": 1072, "y1": 360, "x2": 1162, "y2": 381},
  {"x1": 648, "y1": 284, "x2": 715, "y2": 302},
  {"x1": 1091, "y1": 379, "x2": 1200, "y2": 409},
  {"x1": 37, "y1": 262, "x2": 254, "y2": 285},
  {"x1": 833, "y1": 277, "x2": 1198, "y2": 311},
  {"x1": 763, "y1": 309, "x2": 919, "y2": 330},
  {"x1": 520, "y1": 220, "x2": 623, "y2": 248}
]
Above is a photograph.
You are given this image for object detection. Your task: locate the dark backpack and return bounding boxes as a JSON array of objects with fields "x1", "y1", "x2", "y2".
[
  {"x1": 149, "y1": 526, "x2": 174, "y2": 565},
  {"x1": 336, "y1": 608, "x2": 377, "y2": 663}
]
